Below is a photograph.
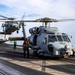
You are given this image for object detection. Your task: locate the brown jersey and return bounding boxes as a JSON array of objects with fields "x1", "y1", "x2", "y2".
[{"x1": 23, "y1": 40, "x2": 29, "y2": 48}]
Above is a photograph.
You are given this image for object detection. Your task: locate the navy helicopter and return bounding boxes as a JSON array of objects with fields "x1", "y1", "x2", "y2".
[
  {"x1": 0, "y1": 15, "x2": 20, "y2": 34},
  {"x1": 0, "y1": 15, "x2": 23, "y2": 43},
  {"x1": 20, "y1": 17, "x2": 75, "y2": 57}
]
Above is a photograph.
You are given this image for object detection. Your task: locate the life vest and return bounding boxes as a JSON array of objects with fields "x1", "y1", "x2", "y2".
[{"x1": 23, "y1": 40, "x2": 29, "y2": 47}]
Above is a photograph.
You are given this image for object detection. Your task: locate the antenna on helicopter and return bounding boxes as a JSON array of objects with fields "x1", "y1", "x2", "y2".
[{"x1": 21, "y1": 13, "x2": 26, "y2": 39}]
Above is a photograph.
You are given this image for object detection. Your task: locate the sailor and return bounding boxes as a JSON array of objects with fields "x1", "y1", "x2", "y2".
[
  {"x1": 23, "y1": 38, "x2": 30, "y2": 58},
  {"x1": 14, "y1": 40, "x2": 17, "y2": 49}
]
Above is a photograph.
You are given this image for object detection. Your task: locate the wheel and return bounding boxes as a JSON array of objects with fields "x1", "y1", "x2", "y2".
[
  {"x1": 17, "y1": 30, "x2": 19, "y2": 33},
  {"x1": 33, "y1": 51, "x2": 38, "y2": 57}
]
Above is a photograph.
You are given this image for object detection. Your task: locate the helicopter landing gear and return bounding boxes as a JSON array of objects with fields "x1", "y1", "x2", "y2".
[
  {"x1": 30, "y1": 49, "x2": 40, "y2": 59},
  {"x1": 17, "y1": 30, "x2": 19, "y2": 33},
  {"x1": 32, "y1": 50, "x2": 39, "y2": 58}
]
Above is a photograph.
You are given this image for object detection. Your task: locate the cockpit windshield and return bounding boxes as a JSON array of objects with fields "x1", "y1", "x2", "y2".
[
  {"x1": 48, "y1": 35, "x2": 57, "y2": 42},
  {"x1": 57, "y1": 35, "x2": 63, "y2": 41},
  {"x1": 62, "y1": 36, "x2": 70, "y2": 42},
  {"x1": 48, "y1": 34, "x2": 70, "y2": 42}
]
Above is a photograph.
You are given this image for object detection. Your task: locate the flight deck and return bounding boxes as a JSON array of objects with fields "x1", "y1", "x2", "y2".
[{"x1": 0, "y1": 44, "x2": 75, "y2": 75}]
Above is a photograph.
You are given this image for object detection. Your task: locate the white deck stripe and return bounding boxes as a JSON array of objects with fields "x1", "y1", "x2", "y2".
[
  {"x1": 0, "y1": 63, "x2": 26, "y2": 75},
  {"x1": 0, "y1": 57, "x2": 70, "y2": 75}
]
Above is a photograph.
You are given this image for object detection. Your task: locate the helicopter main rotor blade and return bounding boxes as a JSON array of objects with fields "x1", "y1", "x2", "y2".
[
  {"x1": 0, "y1": 18, "x2": 7, "y2": 20},
  {"x1": 0, "y1": 17, "x2": 75, "y2": 23},
  {"x1": 33, "y1": 17, "x2": 75, "y2": 22},
  {"x1": 0, "y1": 15, "x2": 15, "y2": 20},
  {"x1": 0, "y1": 15, "x2": 8, "y2": 19},
  {"x1": 0, "y1": 20, "x2": 36, "y2": 22},
  {"x1": 57, "y1": 19, "x2": 75, "y2": 22},
  {"x1": 24, "y1": 18, "x2": 75, "y2": 22},
  {"x1": 20, "y1": 18, "x2": 75, "y2": 22}
]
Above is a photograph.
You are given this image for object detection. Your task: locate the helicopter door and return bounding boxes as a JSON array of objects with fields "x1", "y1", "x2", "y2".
[{"x1": 33, "y1": 35, "x2": 38, "y2": 45}]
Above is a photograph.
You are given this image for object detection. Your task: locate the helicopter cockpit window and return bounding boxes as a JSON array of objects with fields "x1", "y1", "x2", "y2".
[
  {"x1": 62, "y1": 36, "x2": 70, "y2": 42},
  {"x1": 43, "y1": 36, "x2": 47, "y2": 43},
  {"x1": 57, "y1": 35, "x2": 63, "y2": 41},
  {"x1": 48, "y1": 35, "x2": 57, "y2": 42}
]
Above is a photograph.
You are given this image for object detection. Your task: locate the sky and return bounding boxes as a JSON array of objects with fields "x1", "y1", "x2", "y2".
[{"x1": 0, "y1": 0, "x2": 75, "y2": 46}]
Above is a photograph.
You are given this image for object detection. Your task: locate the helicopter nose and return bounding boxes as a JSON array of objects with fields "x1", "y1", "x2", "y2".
[
  {"x1": 13, "y1": 24, "x2": 19, "y2": 28},
  {"x1": 13, "y1": 24, "x2": 18, "y2": 26},
  {"x1": 59, "y1": 47, "x2": 66, "y2": 53}
]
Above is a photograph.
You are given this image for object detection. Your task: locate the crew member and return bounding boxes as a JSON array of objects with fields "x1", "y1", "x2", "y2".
[
  {"x1": 14, "y1": 40, "x2": 17, "y2": 49},
  {"x1": 23, "y1": 38, "x2": 30, "y2": 58}
]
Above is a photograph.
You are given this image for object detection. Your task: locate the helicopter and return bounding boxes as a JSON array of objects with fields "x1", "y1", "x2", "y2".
[
  {"x1": 20, "y1": 17, "x2": 75, "y2": 57},
  {"x1": 0, "y1": 15, "x2": 21, "y2": 34},
  {"x1": 0, "y1": 15, "x2": 24, "y2": 43}
]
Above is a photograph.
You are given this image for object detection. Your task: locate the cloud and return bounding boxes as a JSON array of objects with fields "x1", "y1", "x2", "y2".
[
  {"x1": 0, "y1": 0, "x2": 75, "y2": 18},
  {"x1": 0, "y1": 0, "x2": 75, "y2": 46}
]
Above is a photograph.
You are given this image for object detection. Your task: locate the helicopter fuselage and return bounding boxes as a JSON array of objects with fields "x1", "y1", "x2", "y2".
[
  {"x1": 2, "y1": 21, "x2": 20, "y2": 34},
  {"x1": 29, "y1": 26, "x2": 73, "y2": 57}
]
